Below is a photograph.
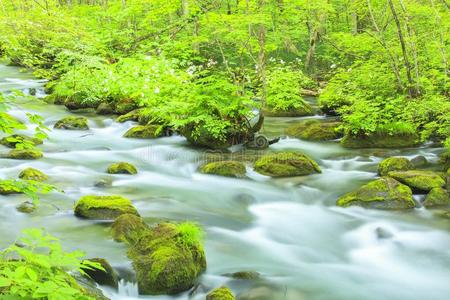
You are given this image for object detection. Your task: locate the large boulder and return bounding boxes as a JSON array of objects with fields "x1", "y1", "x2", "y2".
[
  {"x1": 336, "y1": 177, "x2": 415, "y2": 209},
  {"x1": 285, "y1": 120, "x2": 343, "y2": 141},
  {"x1": 107, "y1": 162, "x2": 138, "y2": 175},
  {"x1": 341, "y1": 132, "x2": 419, "y2": 148},
  {"x1": 199, "y1": 161, "x2": 246, "y2": 178},
  {"x1": 111, "y1": 214, "x2": 149, "y2": 244},
  {"x1": 377, "y1": 157, "x2": 412, "y2": 176},
  {"x1": 18, "y1": 167, "x2": 48, "y2": 181},
  {"x1": 254, "y1": 152, "x2": 321, "y2": 177},
  {"x1": 423, "y1": 188, "x2": 450, "y2": 208},
  {"x1": 388, "y1": 170, "x2": 445, "y2": 192},
  {"x1": 54, "y1": 116, "x2": 89, "y2": 130},
  {"x1": 83, "y1": 258, "x2": 118, "y2": 288},
  {"x1": 7, "y1": 149, "x2": 43, "y2": 160},
  {"x1": 0, "y1": 134, "x2": 43, "y2": 148},
  {"x1": 124, "y1": 125, "x2": 163, "y2": 139},
  {"x1": 74, "y1": 195, "x2": 139, "y2": 220},
  {"x1": 207, "y1": 287, "x2": 236, "y2": 300},
  {"x1": 128, "y1": 222, "x2": 206, "y2": 295}
]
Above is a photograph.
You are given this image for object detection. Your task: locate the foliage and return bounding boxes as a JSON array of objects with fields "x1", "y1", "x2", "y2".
[{"x1": 176, "y1": 222, "x2": 205, "y2": 248}]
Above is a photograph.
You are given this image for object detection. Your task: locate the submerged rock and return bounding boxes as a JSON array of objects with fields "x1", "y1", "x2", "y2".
[
  {"x1": 0, "y1": 180, "x2": 22, "y2": 195},
  {"x1": 207, "y1": 287, "x2": 236, "y2": 300},
  {"x1": 285, "y1": 120, "x2": 343, "y2": 141},
  {"x1": 116, "y1": 109, "x2": 141, "y2": 123},
  {"x1": 18, "y1": 167, "x2": 48, "y2": 181},
  {"x1": 54, "y1": 116, "x2": 89, "y2": 130},
  {"x1": 336, "y1": 177, "x2": 415, "y2": 209},
  {"x1": 94, "y1": 177, "x2": 113, "y2": 188},
  {"x1": 96, "y1": 102, "x2": 115, "y2": 115},
  {"x1": 0, "y1": 134, "x2": 43, "y2": 148},
  {"x1": 423, "y1": 188, "x2": 450, "y2": 208},
  {"x1": 124, "y1": 125, "x2": 163, "y2": 139},
  {"x1": 254, "y1": 152, "x2": 321, "y2": 177},
  {"x1": 83, "y1": 258, "x2": 118, "y2": 288},
  {"x1": 388, "y1": 170, "x2": 445, "y2": 192},
  {"x1": 378, "y1": 157, "x2": 412, "y2": 176},
  {"x1": 74, "y1": 195, "x2": 139, "y2": 220},
  {"x1": 111, "y1": 214, "x2": 149, "y2": 244},
  {"x1": 199, "y1": 161, "x2": 246, "y2": 178},
  {"x1": 341, "y1": 132, "x2": 419, "y2": 149},
  {"x1": 107, "y1": 162, "x2": 138, "y2": 175},
  {"x1": 224, "y1": 271, "x2": 261, "y2": 280},
  {"x1": 7, "y1": 149, "x2": 43, "y2": 160},
  {"x1": 16, "y1": 201, "x2": 36, "y2": 213}
]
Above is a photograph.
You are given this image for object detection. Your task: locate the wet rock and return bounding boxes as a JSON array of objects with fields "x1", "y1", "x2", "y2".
[
  {"x1": 16, "y1": 201, "x2": 36, "y2": 213},
  {"x1": 410, "y1": 155, "x2": 428, "y2": 168},
  {"x1": 375, "y1": 227, "x2": 394, "y2": 239},
  {"x1": 74, "y1": 195, "x2": 139, "y2": 220},
  {"x1": 18, "y1": 167, "x2": 48, "y2": 181},
  {"x1": 336, "y1": 177, "x2": 415, "y2": 209},
  {"x1": 28, "y1": 88, "x2": 37, "y2": 96},
  {"x1": 206, "y1": 286, "x2": 235, "y2": 300},
  {"x1": 423, "y1": 188, "x2": 450, "y2": 208},
  {"x1": 341, "y1": 132, "x2": 419, "y2": 149},
  {"x1": 114, "y1": 98, "x2": 137, "y2": 114},
  {"x1": 83, "y1": 258, "x2": 118, "y2": 288},
  {"x1": 199, "y1": 161, "x2": 246, "y2": 178},
  {"x1": 254, "y1": 152, "x2": 321, "y2": 177},
  {"x1": 94, "y1": 178, "x2": 113, "y2": 188},
  {"x1": 96, "y1": 103, "x2": 115, "y2": 115},
  {"x1": 238, "y1": 284, "x2": 306, "y2": 300},
  {"x1": 377, "y1": 157, "x2": 412, "y2": 176},
  {"x1": 72, "y1": 273, "x2": 110, "y2": 300},
  {"x1": 388, "y1": 170, "x2": 445, "y2": 192},
  {"x1": 224, "y1": 271, "x2": 261, "y2": 280},
  {"x1": 111, "y1": 214, "x2": 149, "y2": 244},
  {"x1": 0, "y1": 180, "x2": 22, "y2": 195},
  {"x1": 116, "y1": 109, "x2": 141, "y2": 123},
  {"x1": 107, "y1": 162, "x2": 138, "y2": 175},
  {"x1": 285, "y1": 120, "x2": 343, "y2": 141},
  {"x1": 54, "y1": 116, "x2": 89, "y2": 130},
  {"x1": 7, "y1": 149, "x2": 43, "y2": 160},
  {"x1": 124, "y1": 125, "x2": 163, "y2": 139},
  {"x1": 263, "y1": 103, "x2": 314, "y2": 117},
  {"x1": 0, "y1": 134, "x2": 43, "y2": 148}
]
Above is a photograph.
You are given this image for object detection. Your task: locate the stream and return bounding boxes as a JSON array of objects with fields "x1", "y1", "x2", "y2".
[{"x1": 1, "y1": 63, "x2": 450, "y2": 300}]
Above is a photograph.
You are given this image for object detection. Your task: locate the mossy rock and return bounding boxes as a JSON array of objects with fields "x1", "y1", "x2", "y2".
[
  {"x1": 410, "y1": 155, "x2": 428, "y2": 168},
  {"x1": 124, "y1": 125, "x2": 162, "y2": 139},
  {"x1": 341, "y1": 132, "x2": 419, "y2": 149},
  {"x1": 263, "y1": 104, "x2": 314, "y2": 117},
  {"x1": 54, "y1": 116, "x2": 89, "y2": 130},
  {"x1": 83, "y1": 258, "x2": 118, "y2": 288},
  {"x1": 182, "y1": 124, "x2": 248, "y2": 150},
  {"x1": 74, "y1": 195, "x2": 139, "y2": 220},
  {"x1": 18, "y1": 167, "x2": 48, "y2": 181},
  {"x1": 107, "y1": 162, "x2": 138, "y2": 175},
  {"x1": 128, "y1": 222, "x2": 206, "y2": 295},
  {"x1": 16, "y1": 201, "x2": 36, "y2": 213},
  {"x1": 336, "y1": 177, "x2": 415, "y2": 209},
  {"x1": 207, "y1": 287, "x2": 236, "y2": 300},
  {"x1": 96, "y1": 103, "x2": 114, "y2": 115},
  {"x1": 116, "y1": 109, "x2": 141, "y2": 123},
  {"x1": 7, "y1": 149, "x2": 43, "y2": 160},
  {"x1": 224, "y1": 271, "x2": 261, "y2": 280},
  {"x1": 254, "y1": 152, "x2": 321, "y2": 177},
  {"x1": 378, "y1": 157, "x2": 412, "y2": 176},
  {"x1": 285, "y1": 120, "x2": 343, "y2": 141},
  {"x1": 114, "y1": 98, "x2": 137, "y2": 114},
  {"x1": 440, "y1": 152, "x2": 450, "y2": 171},
  {"x1": 388, "y1": 170, "x2": 445, "y2": 192},
  {"x1": 0, "y1": 181, "x2": 22, "y2": 195},
  {"x1": 423, "y1": 188, "x2": 450, "y2": 208},
  {"x1": 199, "y1": 161, "x2": 246, "y2": 178},
  {"x1": 0, "y1": 134, "x2": 43, "y2": 148},
  {"x1": 64, "y1": 93, "x2": 98, "y2": 110},
  {"x1": 111, "y1": 214, "x2": 149, "y2": 244}
]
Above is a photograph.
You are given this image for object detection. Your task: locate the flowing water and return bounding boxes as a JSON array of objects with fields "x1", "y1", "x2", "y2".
[{"x1": 1, "y1": 63, "x2": 449, "y2": 300}]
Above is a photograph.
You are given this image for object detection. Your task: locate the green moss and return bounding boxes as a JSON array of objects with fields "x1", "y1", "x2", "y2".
[
  {"x1": 18, "y1": 167, "x2": 48, "y2": 181},
  {"x1": 74, "y1": 195, "x2": 139, "y2": 220},
  {"x1": 0, "y1": 134, "x2": 43, "y2": 148},
  {"x1": 378, "y1": 157, "x2": 412, "y2": 176},
  {"x1": 107, "y1": 162, "x2": 138, "y2": 175},
  {"x1": 54, "y1": 116, "x2": 89, "y2": 130},
  {"x1": 114, "y1": 98, "x2": 138, "y2": 114},
  {"x1": 7, "y1": 149, "x2": 43, "y2": 160},
  {"x1": 199, "y1": 161, "x2": 246, "y2": 178},
  {"x1": 207, "y1": 287, "x2": 236, "y2": 300},
  {"x1": 111, "y1": 214, "x2": 149, "y2": 244},
  {"x1": 285, "y1": 120, "x2": 343, "y2": 141},
  {"x1": 0, "y1": 180, "x2": 22, "y2": 195},
  {"x1": 181, "y1": 124, "x2": 244, "y2": 150},
  {"x1": 124, "y1": 125, "x2": 162, "y2": 139},
  {"x1": 336, "y1": 177, "x2": 415, "y2": 209},
  {"x1": 263, "y1": 104, "x2": 314, "y2": 117},
  {"x1": 96, "y1": 103, "x2": 114, "y2": 115},
  {"x1": 225, "y1": 271, "x2": 261, "y2": 280},
  {"x1": 254, "y1": 152, "x2": 321, "y2": 177},
  {"x1": 341, "y1": 132, "x2": 419, "y2": 148},
  {"x1": 116, "y1": 109, "x2": 141, "y2": 123},
  {"x1": 423, "y1": 188, "x2": 450, "y2": 208},
  {"x1": 16, "y1": 201, "x2": 36, "y2": 213},
  {"x1": 64, "y1": 93, "x2": 98, "y2": 110},
  {"x1": 388, "y1": 170, "x2": 445, "y2": 192}
]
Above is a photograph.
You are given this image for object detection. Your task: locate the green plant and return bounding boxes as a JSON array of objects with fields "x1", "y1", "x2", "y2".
[{"x1": 176, "y1": 222, "x2": 205, "y2": 248}]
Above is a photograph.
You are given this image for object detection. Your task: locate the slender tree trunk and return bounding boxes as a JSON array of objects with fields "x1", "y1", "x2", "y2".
[{"x1": 257, "y1": 24, "x2": 267, "y2": 106}]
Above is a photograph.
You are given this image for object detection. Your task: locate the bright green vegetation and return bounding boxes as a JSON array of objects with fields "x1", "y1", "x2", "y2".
[
  {"x1": 285, "y1": 120, "x2": 343, "y2": 141},
  {"x1": 54, "y1": 116, "x2": 89, "y2": 130},
  {"x1": 199, "y1": 161, "x2": 246, "y2": 178},
  {"x1": 0, "y1": 134, "x2": 43, "y2": 148},
  {"x1": 423, "y1": 188, "x2": 450, "y2": 208},
  {"x1": 254, "y1": 152, "x2": 321, "y2": 177},
  {"x1": 206, "y1": 286, "x2": 236, "y2": 300},
  {"x1": 74, "y1": 195, "x2": 139, "y2": 220},
  {"x1": 107, "y1": 162, "x2": 138, "y2": 175},
  {"x1": 18, "y1": 167, "x2": 49, "y2": 181},
  {"x1": 388, "y1": 170, "x2": 446, "y2": 192},
  {"x1": 0, "y1": 179, "x2": 54, "y2": 204},
  {"x1": 378, "y1": 157, "x2": 413, "y2": 176},
  {"x1": 0, "y1": 228, "x2": 104, "y2": 299},
  {"x1": 123, "y1": 125, "x2": 163, "y2": 139},
  {"x1": 337, "y1": 177, "x2": 415, "y2": 209}
]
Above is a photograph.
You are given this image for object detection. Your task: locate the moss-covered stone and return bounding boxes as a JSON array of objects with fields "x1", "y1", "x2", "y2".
[
  {"x1": 341, "y1": 132, "x2": 419, "y2": 148},
  {"x1": 74, "y1": 195, "x2": 139, "y2": 220},
  {"x1": 207, "y1": 287, "x2": 236, "y2": 300},
  {"x1": 124, "y1": 125, "x2": 162, "y2": 139},
  {"x1": 224, "y1": 271, "x2": 261, "y2": 280},
  {"x1": 0, "y1": 180, "x2": 22, "y2": 195},
  {"x1": 114, "y1": 98, "x2": 137, "y2": 114},
  {"x1": 7, "y1": 149, "x2": 43, "y2": 160},
  {"x1": 18, "y1": 167, "x2": 48, "y2": 181},
  {"x1": 336, "y1": 177, "x2": 415, "y2": 209},
  {"x1": 263, "y1": 104, "x2": 314, "y2": 117},
  {"x1": 378, "y1": 157, "x2": 412, "y2": 176},
  {"x1": 423, "y1": 188, "x2": 450, "y2": 208},
  {"x1": 16, "y1": 201, "x2": 36, "y2": 213},
  {"x1": 116, "y1": 109, "x2": 141, "y2": 123},
  {"x1": 199, "y1": 161, "x2": 246, "y2": 178},
  {"x1": 64, "y1": 93, "x2": 98, "y2": 110},
  {"x1": 285, "y1": 120, "x2": 343, "y2": 141},
  {"x1": 181, "y1": 124, "x2": 248, "y2": 150},
  {"x1": 111, "y1": 214, "x2": 149, "y2": 244},
  {"x1": 388, "y1": 170, "x2": 445, "y2": 192},
  {"x1": 83, "y1": 258, "x2": 118, "y2": 288},
  {"x1": 254, "y1": 152, "x2": 321, "y2": 177},
  {"x1": 0, "y1": 134, "x2": 43, "y2": 148},
  {"x1": 96, "y1": 103, "x2": 114, "y2": 115},
  {"x1": 107, "y1": 162, "x2": 138, "y2": 175},
  {"x1": 54, "y1": 116, "x2": 89, "y2": 130},
  {"x1": 128, "y1": 222, "x2": 206, "y2": 295},
  {"x1": 410, "y1": 155, "x2": 428, "y2": 168}
]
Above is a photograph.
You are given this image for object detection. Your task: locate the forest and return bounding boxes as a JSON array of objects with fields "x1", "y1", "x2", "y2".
[{"x1": 0, "y1": 0, "x2": 449, "y2": 300}]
